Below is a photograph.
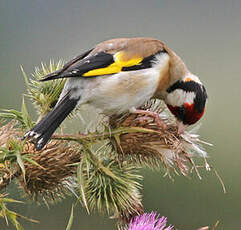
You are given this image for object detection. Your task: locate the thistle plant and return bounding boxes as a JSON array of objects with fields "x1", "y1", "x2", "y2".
[
  {"x1": 21, "y1": 61, "x2": 66, "y2": 118},
  {"x1": 0, "y1": 61, "x2": 223, "y2": 230}
]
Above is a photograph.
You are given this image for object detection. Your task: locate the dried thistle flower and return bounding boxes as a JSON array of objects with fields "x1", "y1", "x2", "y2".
[
  {"x1": 126, "y1": 212, "x2": 173, "y2": 230},
  {"x1": 18, "y1": 141, "x2": 81, "y2": 202},
  {"x1": 0, "y1": 120, "x2": 82, "y2": 202},
  {"x1": 0, "y1": 121, "x2": 22, "y2": 190},
  {"x1": 0, "y1": 121, "x2": 20, "y2": 147},
  {"x1": 109, "y1": 100, "x2": 211, "y2": 178}
]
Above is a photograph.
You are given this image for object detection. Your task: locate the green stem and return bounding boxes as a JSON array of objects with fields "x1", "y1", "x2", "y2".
[{"x1": 51, "y1": 126, "x2": 160, "y2": 143}]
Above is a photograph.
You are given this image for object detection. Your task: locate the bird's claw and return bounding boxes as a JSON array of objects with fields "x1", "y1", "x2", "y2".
[{"x1": 131, "y1": 109, "x2": 166, "y2": 130}]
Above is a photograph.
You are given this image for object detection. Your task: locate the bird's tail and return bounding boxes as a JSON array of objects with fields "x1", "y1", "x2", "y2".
[{"x1": 24, "y1": 93, "x2": 79, "y2": 150}]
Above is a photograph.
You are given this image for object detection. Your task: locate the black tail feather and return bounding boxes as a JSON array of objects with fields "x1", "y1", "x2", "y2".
[{"x1": 24, "y1": 93, "x2": 78, "y2": 150}]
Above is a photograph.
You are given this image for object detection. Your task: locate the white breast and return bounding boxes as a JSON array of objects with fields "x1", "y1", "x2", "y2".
[{"x1": 86, "y1": 69, "x2": 160, "y2": 114}]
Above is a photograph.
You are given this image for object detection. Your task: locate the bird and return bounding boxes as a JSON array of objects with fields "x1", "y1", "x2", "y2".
[{"x1": 24, "y1": 37, "x2": 207, "y2": 150}]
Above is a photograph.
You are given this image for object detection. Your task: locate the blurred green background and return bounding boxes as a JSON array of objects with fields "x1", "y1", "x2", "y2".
[{"x1": 0, "y1": 0, "x2": 240, "y2": 229}]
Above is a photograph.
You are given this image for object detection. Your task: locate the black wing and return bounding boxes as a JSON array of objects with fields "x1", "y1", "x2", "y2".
[
  {"x1": 40, "y1": 49, "x2": 115, "y2": 81},
  {"x1": 40, "y1": 49, "x2": 164, "y2": 81}
]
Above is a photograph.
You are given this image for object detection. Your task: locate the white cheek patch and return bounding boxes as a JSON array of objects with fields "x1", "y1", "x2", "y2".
[{"x1": 166, "y1": 89, "x2": 195, "y2": 107}]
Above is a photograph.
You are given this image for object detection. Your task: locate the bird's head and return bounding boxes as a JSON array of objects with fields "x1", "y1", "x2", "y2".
[{"x1": 165, "y1": 74, "x2": 207, "y2": 134}]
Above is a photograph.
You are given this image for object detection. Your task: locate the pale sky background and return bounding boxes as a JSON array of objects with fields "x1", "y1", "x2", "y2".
[{"x1": 0, "y1": 0, "x2": 241, "y2": 229}]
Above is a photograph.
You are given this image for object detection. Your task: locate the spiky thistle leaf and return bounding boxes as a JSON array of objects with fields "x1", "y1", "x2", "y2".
[
  {"x1": 65, "y1": 205, "x2": 74, "y2": 230},
  {"x1": 0, "y1": 193, "x2": 38, "y2": 230}
]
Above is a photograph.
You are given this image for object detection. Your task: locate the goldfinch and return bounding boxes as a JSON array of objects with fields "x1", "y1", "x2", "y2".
[{"x1": 24, "y1": 37, "x2": 207, "y2": 150}]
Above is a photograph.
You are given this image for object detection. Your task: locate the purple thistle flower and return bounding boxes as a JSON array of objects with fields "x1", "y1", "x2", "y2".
[{"x1": 127, "y1": 212, "x2": 174, "y2": 230}]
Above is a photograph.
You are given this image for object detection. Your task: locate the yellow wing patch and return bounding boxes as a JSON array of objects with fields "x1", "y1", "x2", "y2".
[
  {"x1": 114, "y1": 51, "x2": 143, "y2": 67},
  {"x1": 83, "y1": 51, "x2": 143, "y2": 77},
  {"x1": 82, "y1": 62, "x2": 122, "y2": 76}
]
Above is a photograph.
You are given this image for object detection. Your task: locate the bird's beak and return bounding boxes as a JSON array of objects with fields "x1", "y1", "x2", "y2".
[{"x1": 177, "y1": 121, "x2": 187, "y2": 134}]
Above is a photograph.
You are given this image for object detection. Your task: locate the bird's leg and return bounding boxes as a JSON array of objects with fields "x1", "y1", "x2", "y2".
[{"x1": 129, "y1": 108, "x2": 166, "y2": 130}]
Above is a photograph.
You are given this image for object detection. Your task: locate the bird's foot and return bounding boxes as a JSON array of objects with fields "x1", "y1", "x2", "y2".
[{"x1": 130, "y1": 108, "x2": 166, "y2": 130}]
